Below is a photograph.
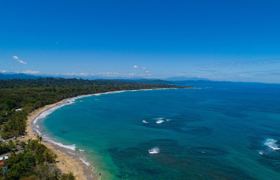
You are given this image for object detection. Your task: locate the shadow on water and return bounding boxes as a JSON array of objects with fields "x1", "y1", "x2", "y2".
[
  {"x1": 108, "y1": 139, "x2": 254, "y2": 180},
  {"x1": 59, "y1": 129, "x2": 70, "y2": 135},
  {"x1": 180, "y1": 126, "x2": 212, "y2": 136},
  {"x1": 188, "y1": 146, "x2": 227, "y2": 157}
]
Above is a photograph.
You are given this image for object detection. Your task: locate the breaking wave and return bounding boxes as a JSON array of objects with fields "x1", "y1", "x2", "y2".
[
  {"x1": 142, "y1": 117, "x2": 172, "y2": 125},
  {"x1": 264, "y1": 138, "x2": 280, "y2": 151},
  {"x1": 79, "y1": 157, "x2": 91, "y2": 166},
  {"x1": 142, "y1": 120, "x2": 149, "y2": 124},
  {"x1": 45, "y1": 137, "x2": 77, "y2": 151},
  {"x1": 148, "y1": 147, "x2": 160, "y2": 154},
  {"x1": 155, "y1": 117, "x2": 165, "y2": 124}
]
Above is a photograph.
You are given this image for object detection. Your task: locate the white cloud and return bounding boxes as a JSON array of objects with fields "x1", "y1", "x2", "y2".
[
  {"x1": 18, "y1": 59, "x2": 27, "y2": 64},
  {"x1": 12, "y1": 55, "x2": 27, "y2": 64},
  {"x1": 100, "y1": 72, "x2": 121, "y2": 76},
  {"x1": 0, "y1": 70, "x2": 39, "y2": 75},
  {"x1": 12, "y1": 55, "x2": 19, "y2": 60},
  {"x1": 133, "y1": 65, "x2": 148, "y2": 70},
  {"x1": 132, "y1": 64, "x2": 152, "y2": 76}
]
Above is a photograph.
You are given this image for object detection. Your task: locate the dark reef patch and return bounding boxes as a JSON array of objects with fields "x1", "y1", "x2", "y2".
[
  {"x1": 187, "y1": 146, "x2": 228, "y2": 157},
  {"x1": 140, "y1": 115, "x2": 212, "y2": 136},
  {"x1": 258, "y1": 158, "x2": 280, "y2": 173},
  {"x1": 108, "y1": 139, "x2": 253, "y2": 180},
  {"x1": 203, "y1": 104, "x2": 248, "y2": 119},
  {"x1": 180, "y1": 126, "x2": 213, "y2": 136},
  {"x1": 58, "y1": 129, "x2": 69, "y2": 134}
]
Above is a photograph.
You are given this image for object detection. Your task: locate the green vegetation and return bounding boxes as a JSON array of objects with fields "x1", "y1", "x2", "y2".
[
  {"x1": 0, "y1": 141, "x2": 16, "y2": 155},
  {"x1": 0, "y1": 78, "x2": 174, "y2": 179},
  {"x1": 2, "y1": 139, "x2": 75, "y2": 180}
]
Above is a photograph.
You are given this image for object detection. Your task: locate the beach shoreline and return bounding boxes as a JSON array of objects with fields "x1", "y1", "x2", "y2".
[
  {"x1": 25, "y1": 97, "x2": 98, "y2": 180},
  {"x1": 24, "y1": 88, "x2": 177, "y2": 180}
]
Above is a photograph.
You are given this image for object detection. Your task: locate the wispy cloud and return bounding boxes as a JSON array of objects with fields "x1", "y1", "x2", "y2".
[
  {"x1": 132, "y1": 65, "x2": 151, "y2": 76},
  {"x1": 133, "y1": 65, "x2": 147, "y2": 70},
  {"x1": 12, "y1": 55, "x2": 27, "y2": 65},
  {"x1": 0, "y1": 70, "x2": 40, "y2": 75},
  {"x1": 21, "y1": 70, "x2": 40, "y2": 74}
]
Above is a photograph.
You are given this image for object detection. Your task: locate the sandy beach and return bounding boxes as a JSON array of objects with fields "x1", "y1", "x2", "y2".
[{"x1": 24, "y1": 98, "x2": 99, "y2": 180}]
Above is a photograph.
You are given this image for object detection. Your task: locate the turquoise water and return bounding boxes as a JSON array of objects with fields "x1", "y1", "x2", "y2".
[{"x1": 42, "y1": 83, "x2": 280, "y2": 179}]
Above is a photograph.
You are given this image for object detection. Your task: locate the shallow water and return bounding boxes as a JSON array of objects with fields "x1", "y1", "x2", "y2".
[{"x1": 42, "y1": 82, "x2": 280, "y2": 179}]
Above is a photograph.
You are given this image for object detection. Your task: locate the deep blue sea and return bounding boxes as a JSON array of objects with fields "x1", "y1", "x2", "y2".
[{"x1": 41, "y1": 82, "x2": 280, "y2": 179}]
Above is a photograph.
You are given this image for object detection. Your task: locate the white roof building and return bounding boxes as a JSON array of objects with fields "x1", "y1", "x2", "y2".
[{"x1": 0, "y1": 156, "x2": 8, "y2": 161}]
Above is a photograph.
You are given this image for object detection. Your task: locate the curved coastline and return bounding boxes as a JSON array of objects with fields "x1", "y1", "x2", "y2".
[
  {"x1": 25, "y1": 88, "x2": 177, "y2": 180},
  {"x1": 25, "y1": 97, "x2": 97, "y2": 180}
]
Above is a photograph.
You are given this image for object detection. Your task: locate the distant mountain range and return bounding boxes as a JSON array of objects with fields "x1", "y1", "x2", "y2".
[
  {"x1": 0, "y1": 73, "x2": 172, "y2": 85},
  {"x1": 0, "y1": 73, "x2": 216, "y2": 86},
  {"x1": 1, "y1": 73, "x2": 278, "y2": 87},
  {"x1": 0, "y1": 73, "x2": 207, "y2": 81},
  {"x1": 0, "y1": 73, "x2": 41, "y2": 80},
  {"x1": 165, "y1": 76, "x2": 210, "y2": 81}
]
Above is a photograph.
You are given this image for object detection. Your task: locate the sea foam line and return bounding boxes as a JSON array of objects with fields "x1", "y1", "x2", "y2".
[
  {"x1": 43, "y1": 136, "x2": 77, "y2": 151},
  {"x1": 33, "y1": 99, "x2": 75, "y2": 125},
  {"x1": 79, "y1": 157, "x2": 91, "y2": 167}
]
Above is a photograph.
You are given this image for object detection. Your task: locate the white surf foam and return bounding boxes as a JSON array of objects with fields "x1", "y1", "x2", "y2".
[
  {"x1": 34, "y1": 128, "x2": 42, "y2": 136},
  {"x1": 155, "y1": 117, "x2": 165, "y2": 124},
  {"x1": 45, "y1": 138, "x2": 76, "y2": 151},
  {"x1": 142, "y1": 120, "x2": 149, "y2": 124},
  {"x1": 91, "y1": 88, "x2": 177, "y2": 97},
  {"x1": 80, "y1": 157, "x2": 91, "y2": 166},
  {"x1": 94, "y1": 90, "x2": 127, "y2": 96},
  {"x1": 33, "y1": 98, "x2": 76, "y2": 125},
  {"x1": 264, "y1": 138, "x2": 280, "y2": 151},
  {"x1": 156, "y1": 119, "x2": 165, "y2": 124},
  {"x1": 148, "y1": 147, "x2": 160, "y2": 154}
]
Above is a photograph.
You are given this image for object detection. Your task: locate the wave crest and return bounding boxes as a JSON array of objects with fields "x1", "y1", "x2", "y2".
[
  {"x1": 45, "y1": 137, "x2": 76, "y2": 151},
  {"x1": 264, "y1": 138, "x2": 280, "y2": 151},
  {"x1": 79, "y1": 158, "x2": 91, "y2": 166},
  {"x1": 148, "y1": 147, "x2": 160, "y2": 154}
]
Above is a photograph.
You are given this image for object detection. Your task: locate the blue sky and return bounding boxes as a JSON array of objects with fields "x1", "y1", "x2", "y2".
[{"x1": 0, "y1": 0, "x2": 280, "y2": 83}]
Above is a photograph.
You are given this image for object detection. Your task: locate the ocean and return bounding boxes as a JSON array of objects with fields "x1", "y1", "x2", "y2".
[{"x1": 39, "y1": 82, "x2": 280, "y2": 179}]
